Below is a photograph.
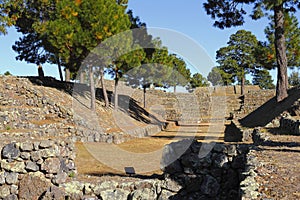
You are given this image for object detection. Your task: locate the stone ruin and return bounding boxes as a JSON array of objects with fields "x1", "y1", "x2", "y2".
[{"x1": 0, "y1": 75, "x2": 288, "y2": 199}]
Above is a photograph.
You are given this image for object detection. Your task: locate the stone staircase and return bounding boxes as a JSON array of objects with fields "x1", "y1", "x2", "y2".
[{"x1": 142, "y1": 87, "x2": 243, "y2": 126}]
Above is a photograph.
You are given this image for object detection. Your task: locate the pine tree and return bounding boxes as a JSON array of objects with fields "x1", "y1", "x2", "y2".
[
  {"x1": 189, "y1": 73, "x2": 209, "y2": 90},
  {"x1": 288, "y1": 71, "x2": 300, "y2": 86},
  {"x1": 216, "y1": 30, "x2": 258, "y2": 94},
  {"x1": 38, "y1": 0, "x2": 131, "y2": 110},
  {"x1": 207, "y1": 66, "x2": 227, "y2": 86},
  {"x1": 163, "y1": 54, "x2": 191, "y2": 92},
  {"x1": 262, "y1": 13, "x2": 300, "y2": 69},
  {"x1": 203, "y1": 0, "x2": 300, "y2": 102},
  {"x1": 252, "y1": 69, "x2": 275, "y2": 89},
  {"x1": 125, "y1": 46, "x2": 173, "y2": 108}
]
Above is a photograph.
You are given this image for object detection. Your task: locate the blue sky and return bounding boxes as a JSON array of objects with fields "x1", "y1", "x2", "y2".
[{"x1": 0, "y1": 0, "x2": 298, "y2": 81}]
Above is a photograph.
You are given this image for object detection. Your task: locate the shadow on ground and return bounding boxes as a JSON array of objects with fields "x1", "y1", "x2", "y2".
[
  {"x1": 25, "y1": 76, "x2": 164, "y2": 125},
  {"x1": 240, "y1": 87, "x2": 300, "y2": 128}
]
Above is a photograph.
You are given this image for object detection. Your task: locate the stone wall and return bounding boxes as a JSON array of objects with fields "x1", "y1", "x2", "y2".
[
  {"x1": 224, "y1": 120, "x2": 253, "y2": 142},
  {"x1": 0, "y1": 138, "x2": 259, "y2": 200},
  {"x1": 0, "y1": 139, "x2": 76, "y2": 199},
  {"x1": 280, "y1": 116, "x2": 300, "y2": 135},
  {"x1": 56, "y1": 140, "x2": 259, "y2": 200},
  {"x1": 160, "y1": 140, "x2": 257, "y2": 199},
  {"x1": 98, "y1": 80, "x2": 261, "y2": 123},
  {"x1": 0, "y1": 76, "x2": 163, "y2": 145},
  {"x1": 242, "y1": 90, "x2": 276, "y2": 115}
]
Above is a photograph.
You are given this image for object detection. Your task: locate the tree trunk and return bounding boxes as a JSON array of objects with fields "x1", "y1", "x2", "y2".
[
  {"x1": 143, "y1": 86, "x2": 146, "y2": 108},
  {"x1": 174, "y1": 86, "x2": 176, "y2": 93},
  {"x1": 100, "y1": 68, "x2": 109, "y2": 107},
  {"x1": 57, "y1": 58, "x2": 63, "y2": 81},
  {"x1": 241, "y1": 75, "x2": 245, "y2": 95},
  {"x1": 114, "y1": 69, "x2": 119, "y2": 110},
  {"x1": 65, "y1": 68, "x2": 71, "y2": 82},
  {"x1": 89, "y1": 66, "x2": 96, "y2": 111},
  {"x1": 274, "y1": 3, "x2": 288, "y2": 102},
  {"x1": 80, "y1": 71, "x2": 85, "y2": 83}
]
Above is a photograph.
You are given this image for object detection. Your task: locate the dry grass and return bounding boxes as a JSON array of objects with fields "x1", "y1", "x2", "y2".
[
  {"x1": 75, "y1": 142, "x2": 123, "y2": 175},
  {"x1": 75, "y1": 124, "x2": 225, "y2": 177},
  {"x1": 117, "y1": 138, "x2": 171, "y2": 153}
]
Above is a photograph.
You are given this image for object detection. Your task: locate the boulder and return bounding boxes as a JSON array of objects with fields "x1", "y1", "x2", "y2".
[
  {"x1": 41, "y1": 158, "x2": 61, "y2": 174},
  {"x1": 5, "y1": 172, "x2": 18, "y2": 185},
  {"x1": 131, "y1": 188, "x2": 157, "y2": 200},
  {"x1": 25, "y1": 161, "x2": 39, "y2": 172},
  {"x1": 200, "y1": 175, "x2": 220, "y2": 197},
  {"x1": 2, "y1": 143, "x2": 20, "y2": 160},
  {"x1": 18, "y1": 172, "x2": 52, "y2": 200},
  {"x1": 100, "y1": 189, "x2": 130, "y2": 200},
  {"x1": 41, "y1": 186, "x2": 65, "y2": 200},
  {"x1": 0, "y1": 185, "x2": 10, "y2": 199},
  {"x1": 1, "y1": 161, "x2": 26, "y2": 173}
]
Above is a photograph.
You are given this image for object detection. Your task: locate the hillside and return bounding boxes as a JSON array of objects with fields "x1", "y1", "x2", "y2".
[{"x1": 0, "y1": 75, "x2": 161, "y2": 143}]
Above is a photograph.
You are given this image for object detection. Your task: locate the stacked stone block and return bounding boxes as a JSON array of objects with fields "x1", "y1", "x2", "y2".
[{"x1": 0, "y1": 139, "x2": 76, "y2": 199}]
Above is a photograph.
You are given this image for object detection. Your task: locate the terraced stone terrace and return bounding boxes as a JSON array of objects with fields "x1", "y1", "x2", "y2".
[{"x1": 1, "y1": 76, "x2": 300, "y2": 199}]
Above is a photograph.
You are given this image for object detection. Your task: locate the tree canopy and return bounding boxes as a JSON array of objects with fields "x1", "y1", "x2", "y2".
[
  {"x1": 252, "y1": 68, "x2": 275, "y2": 89},
  {"x1": 262, "y1": 13, "x2": 300, "y2": 69},
  {"x1": 288, "y1": 71, "x2": 300, "y2": 86},
  {"x1": 203, "y1": 0, "x2": 300, "y2": 101},
  {"x1": 189, "y1": 73, "x2": 209, "y2": 90},
  {"x1": 216, "y1": 29, "x2": 258, "y2": 94},
  {"x1": 162, "y1": 54, "x2": 191, "y2": 92},
  {"x1": 207, "y1": 66, "x2": 228, "y2": 86}
]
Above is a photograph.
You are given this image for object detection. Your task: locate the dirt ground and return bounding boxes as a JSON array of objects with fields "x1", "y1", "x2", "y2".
[
  {"x1": 75, "y1": 123, "x2": 225, "y2": 176},
  {"x1": 75, "y1": 124, "x2": 300, "y2": 199},
  {"x1": 254, "y1": 129, "x2": 300, "y2": 200}
]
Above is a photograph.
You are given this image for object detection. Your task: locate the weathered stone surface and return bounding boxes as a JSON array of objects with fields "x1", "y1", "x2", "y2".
[
  {"x1": 33, "y1": 142, "x2": 40, "y2": 150},
  {"x1": 280, "y1": 116, "x2": 300, "y2": 135},
  {"x1": 41, "y1": 186, "x2": 65, "y2": 200},
  {"x1": 19, "y1": 172, "x2": 51, "y2": 200},
  {"x1": 53, "y1": 172, "x2": 67, "y2": 185},
  {"x1": 200, "y1": 175, "x2": 220, "y2": 197},
  {"x1": 213, "y1": 153, "x2": 229, "y2": 168},
  {"x1": 3, "y1": 194, "x2": 18, "y2": 200},
  {"x1": 40, "y1": 148, "x2": 58, "y2": 158},
  {"x1": 1, "y1": 160, "x2": 26, "y2": 173},
  {"x1": 2, "y1": 143, "x2": 20, "y2": 160},
  {"x1": 158, "y1": 189, "x2": 176, "y2": 200},
  {"x1": 131, "y1": 188, "x2": 157, "y2": 200},
  {"x1": 25, "y1": 161, "x2": 39, "y2": 172},
  {"x1": 226, "y1": 145, "x2": 237, "y2": 156},
  {"x1": 41, "y1": 158, "x2": 61, "y2": 174},
  {"x1": 162, "y1": 160, "x2": 183, "y2": 174},
  {"x1": 213, "y1": 143, "x2": 227, "y2": 153},
  {"x1": 82, "y1": 195, "x2": 99, "y2": 200},
  {"x1": 0, "y1": 185, "x2": 10, "y2": 198},
  {"x1": 60, "y1": 159, "x2": 75, "y2": 172},
  {"x1": 39, "y1": 140, "x2": 54, "y2": 149},
  {"x1": 10, "y1": 184, "x2": 18, "y2": 194},
  {"x1": 5, "y1": 172, "x2": 18, "y2": 185},
  {"x1": 161, "y1": 178, "x2": 182, "y2": 192},
  {"x1": 30, "y1": 151, "x2": 41, "y2": 161},
  {"x1": 161, "y1": 140, "x2": 251, "y2": 199},
  {"x1": 20, "y1": 143, "x2": 33, "y2": 152},
  {"x1": 20, "y1": 152, "x2": 31, "y2": 160},
  {"x1": 224, "y1": 121, "x2": 252, "y2": 142},
  {"x1": 100, "y1": 189, "x2": 130, "y2": 200},
  {"x1": 19, "y1": 173, "x2": 52, "y2": 200},
  {"x1": 0, "y1": 172, "x2": 5, "y2": 185},
  {"x1": 63, "y1": 181, "x2": 84, "y2": 199},
  {"x1": 95, "y1": 181, "x2": 118, "y2": 192},
  {"x1": 160, "y1": 139, "x2": 192, "y2": 171}
]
